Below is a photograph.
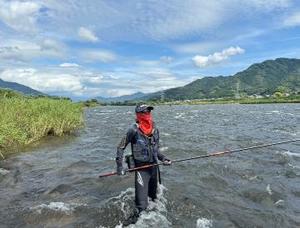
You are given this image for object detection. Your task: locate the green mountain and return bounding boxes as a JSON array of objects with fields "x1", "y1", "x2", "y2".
[
  {"x1": 0, "y1": 78, "x2": 45, "y2": 96},
  {"x1": 152, "y1": 58, "x2": 300, "y2": 100}
]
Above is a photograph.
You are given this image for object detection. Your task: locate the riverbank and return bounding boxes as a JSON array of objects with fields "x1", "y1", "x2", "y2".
[
  {"x1": 0, "y1": 91, "x2": 84, "y2": 159},
  {"x1": 166, "y1": 96, "x2": 300, "y2": 105}
]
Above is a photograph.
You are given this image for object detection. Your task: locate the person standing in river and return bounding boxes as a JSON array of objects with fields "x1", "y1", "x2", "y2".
[{"x1": 116, "y1": 104, "x2": 171, "y2": 215}]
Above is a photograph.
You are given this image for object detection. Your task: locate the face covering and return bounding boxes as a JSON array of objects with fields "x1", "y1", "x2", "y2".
[{"x1": 136, "y1": 112, "x2": 153, "y2": 136}]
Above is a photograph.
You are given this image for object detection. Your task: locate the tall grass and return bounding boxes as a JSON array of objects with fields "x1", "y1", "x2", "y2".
[{"x1": 0, "y1": 97, "x2": 84, "y2": 158}]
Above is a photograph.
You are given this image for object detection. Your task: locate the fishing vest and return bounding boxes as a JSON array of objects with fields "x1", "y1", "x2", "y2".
[{"x1": 131, "y1": 124, "x2": 159, "y2": 163}]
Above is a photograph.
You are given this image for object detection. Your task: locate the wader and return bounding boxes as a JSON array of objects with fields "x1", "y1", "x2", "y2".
[{"x1": 135, "y1": 166, "x2": 158, "y2": 211}]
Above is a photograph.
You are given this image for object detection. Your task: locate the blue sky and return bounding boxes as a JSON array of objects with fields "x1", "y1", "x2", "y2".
[{"x1": 0, "y1": 0, "x2": 300, "y2": 99}]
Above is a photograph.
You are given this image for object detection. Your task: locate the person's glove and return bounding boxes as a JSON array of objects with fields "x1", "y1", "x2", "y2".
[
  {"x1": 116, "y1": 157, "x2": 126, "y2": 175},
  {"x1": 117, "y1": 166, "x2": 126, "y2": 175},
  {"x1": 163, "y1": 158, "x2": 172, "y2": 166}
]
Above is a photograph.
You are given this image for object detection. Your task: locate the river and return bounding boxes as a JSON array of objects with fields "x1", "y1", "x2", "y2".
[{"x1": 0, "y1": 104, "x2": 299, "y2": 228}]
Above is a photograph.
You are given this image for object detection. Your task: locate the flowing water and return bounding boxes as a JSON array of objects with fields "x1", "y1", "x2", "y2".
[{"x1": 0, "y1": 104, "x2": 300, "y2": 228}]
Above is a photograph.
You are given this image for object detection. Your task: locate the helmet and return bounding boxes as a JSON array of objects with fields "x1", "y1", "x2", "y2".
[{"x1": 135, "y1": 104, "x2": 154, "y2": 113}]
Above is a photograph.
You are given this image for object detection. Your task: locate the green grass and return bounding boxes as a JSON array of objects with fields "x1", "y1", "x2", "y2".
[{"x1": 0, "y1": 95, "x2": 84, "y2": 158}]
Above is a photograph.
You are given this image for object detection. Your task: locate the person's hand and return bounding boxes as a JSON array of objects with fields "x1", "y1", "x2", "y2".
[
  {"x1": 117, "y1": 166, "x2": 126, "y2": 175},
  {"x1": 163, "y1": 159, "x2": 172, "y2": 166}
]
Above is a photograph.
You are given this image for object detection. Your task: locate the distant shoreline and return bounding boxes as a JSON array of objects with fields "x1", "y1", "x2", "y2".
[{"x1": 104, "y1": 96, "x2": 300, "y2": 106}]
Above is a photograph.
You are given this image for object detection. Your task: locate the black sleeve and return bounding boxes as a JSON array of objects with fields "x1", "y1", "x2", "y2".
[
  {"x1": 156, "y1": 129, "x2": 167, "y2": 162},
  {"x1": 116, "y1": 127, "x2": 136, "y2": 169}
]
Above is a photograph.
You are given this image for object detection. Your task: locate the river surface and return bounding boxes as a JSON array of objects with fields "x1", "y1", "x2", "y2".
[{"x1": 0, "y1": 104, "x2": 300, "y2": 228}]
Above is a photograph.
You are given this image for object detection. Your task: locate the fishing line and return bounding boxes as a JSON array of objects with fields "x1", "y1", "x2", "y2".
[{"x1": 99, "y1": 138, "x2": 300, "y2": 178}]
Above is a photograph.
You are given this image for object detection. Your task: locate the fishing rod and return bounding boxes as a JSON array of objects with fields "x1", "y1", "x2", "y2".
[{"x1": 98, "y1": 138, "x2": 300, "y2": 178}]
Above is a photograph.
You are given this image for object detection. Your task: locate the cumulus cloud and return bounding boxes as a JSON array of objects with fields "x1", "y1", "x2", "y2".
[
  {"x1": 82, "y1": 49, "x2": 117, "y2": 63},
  {"x1": 283, "y1": 11, "x2": 300, "y2": 27},
  {"x1": 0, "y1": 68, "x2": 83, "y2": 93},
  {"x1": 105, "y1": 66, "x2": 195, "y2": 97},
  {"x1": 78, "y1": 27, "x2": 99, "y2": 42},
  {"x1": 0, "y1": 66, "x2": 110, "y2": 97},
  {"x1": 0, "y1": 1, "x2": 41, "y2": 32},
  {"x1": 193, "y1": 46, "x2": 245, "y2": 67}
]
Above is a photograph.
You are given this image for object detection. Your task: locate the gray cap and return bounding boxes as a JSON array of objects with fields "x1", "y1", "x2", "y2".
[{"x1": 135, "y1": 104, "x2": 154, "y2": 113}]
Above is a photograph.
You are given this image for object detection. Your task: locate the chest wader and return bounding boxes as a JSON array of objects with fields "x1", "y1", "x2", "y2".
[
  {"x1": 131, "y1": 129, "x2": 161, "y2": 211},
  {"x1": 135, "y1": 166, "x2": 158, "y2": 211}
]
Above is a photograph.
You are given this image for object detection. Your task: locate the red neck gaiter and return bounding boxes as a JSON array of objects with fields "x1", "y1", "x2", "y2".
[{"x1": 136, "y1": 112, "x2": 153, "y2": 136}]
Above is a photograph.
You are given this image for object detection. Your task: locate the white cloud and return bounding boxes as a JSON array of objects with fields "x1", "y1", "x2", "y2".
[
  {"x1": 0, "y1": 39, "x2": 65, "y2": 62},
  {"x1": 0, "y1": 63, "x2": 196, "y2": 98},
  {"x1": 37, "y1": 1, "x2": 230, "y2": 41},
  {"x1": 40, "y1": 39, "x2": 66, "y2": 57},
  {"x1": 193, "y1": 46, "x2": 245, "y2": 67},
  {"x1": 246, "y1": 0, "x2": 291, "y2": 11},
  {"x1": 283, "y1": 11, "x2": 300, "y2": 27},
  {"x1": 105, "y1": 66, "x2": 194, "y2": 96},
  {"x1": 60, "y1": 62, "x2": 80, "y2": 67},
  {"x1": 135, "y1": 57, "x2": 173, "y2": 67},
  {"x1": 173, "y1": 41, "x2": 222, "y2": 54},
  {"x1": 38, "y1": 0, "x2": 293, "y2": 42},
  {"x1": 78, "y1": 27, "x2": 99, "y2": 42},
  {"x1": 0, "y1": 65, "x2": 111, "y2": 97},
  {"x1": 0, "y1": 1, "x2": 41, "y2": 32},
  {"x1": 82, "y1": 49, "x2": 117, "y2": 63},
  {"x1": 0, "y1": 68, "x2": 83, "y2": 93}
]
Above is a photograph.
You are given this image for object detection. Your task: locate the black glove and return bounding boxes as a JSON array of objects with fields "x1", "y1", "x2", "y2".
[
  {"x1": 163, "y1": 158, "x2": 172, "y2": 166},
  {"x1": 116, "y1": 157, "x2": 126, "y2": 175}
]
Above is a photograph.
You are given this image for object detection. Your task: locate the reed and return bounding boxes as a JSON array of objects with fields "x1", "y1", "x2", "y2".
[{"x1": 0, "y1": 97, "x2": 83, "y2": 158}]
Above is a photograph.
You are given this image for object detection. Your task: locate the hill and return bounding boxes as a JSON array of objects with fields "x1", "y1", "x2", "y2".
[
  {"x1": 0, "y1": 78, "x2": 45, "y2": 96},
  {"x1": 149, "y1": 58, "x2": 300, "y2": 101}
]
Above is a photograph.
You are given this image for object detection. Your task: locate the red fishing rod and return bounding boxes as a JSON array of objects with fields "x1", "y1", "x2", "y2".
[{"x1": 99, "y1": 138, "x2": 300, "y2": 178}]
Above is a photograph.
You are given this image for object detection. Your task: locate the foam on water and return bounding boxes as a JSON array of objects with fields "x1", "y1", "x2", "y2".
[
  {"x1": 266, "y1": 184, "x2": 272, "y2": 195},
  {"x1": 30, "y1": 202, "x2": 86, "y2": 215},
  {"x1": 174, "y1": 113, "x2": 185, "y2": 119},
  {"x1": 274, "y1": 199, "x2": 285, "y2": 207},
  {"x1": 109, "y1": 184, "x2": 170, "y2": 227},
  {"x1": 196, "y1": 218, "x2": 213, "y2": 228},
  {"x1": 283, "y1": 151, "x2": 300, "y2": 158},
  {"x1": 288, "y1": 162, "x2": 300, "y2": 170},
  {"x1": 272, "y1": 129, "x2": 297, "y2": 136},
  {"x1": 0, "y1": 168, "x2": 10, "y2": 175},
  {"x1": 110, "y1": 187, "x2": 135, "y2": 218},
  {"x1": 160, "y1": 147, "x2": 169, "y2": 152},
  {"x1": 110, "y1": 187, "x2": 135, "y2": 201}
]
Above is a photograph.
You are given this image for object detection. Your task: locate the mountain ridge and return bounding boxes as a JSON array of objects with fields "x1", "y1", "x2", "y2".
[
  {"x1": 0, "y1": 78, "x2": 45, "y2": 96},
  {"x1": 146, "y1": 58, "x2": 300, "y2": 101}
]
